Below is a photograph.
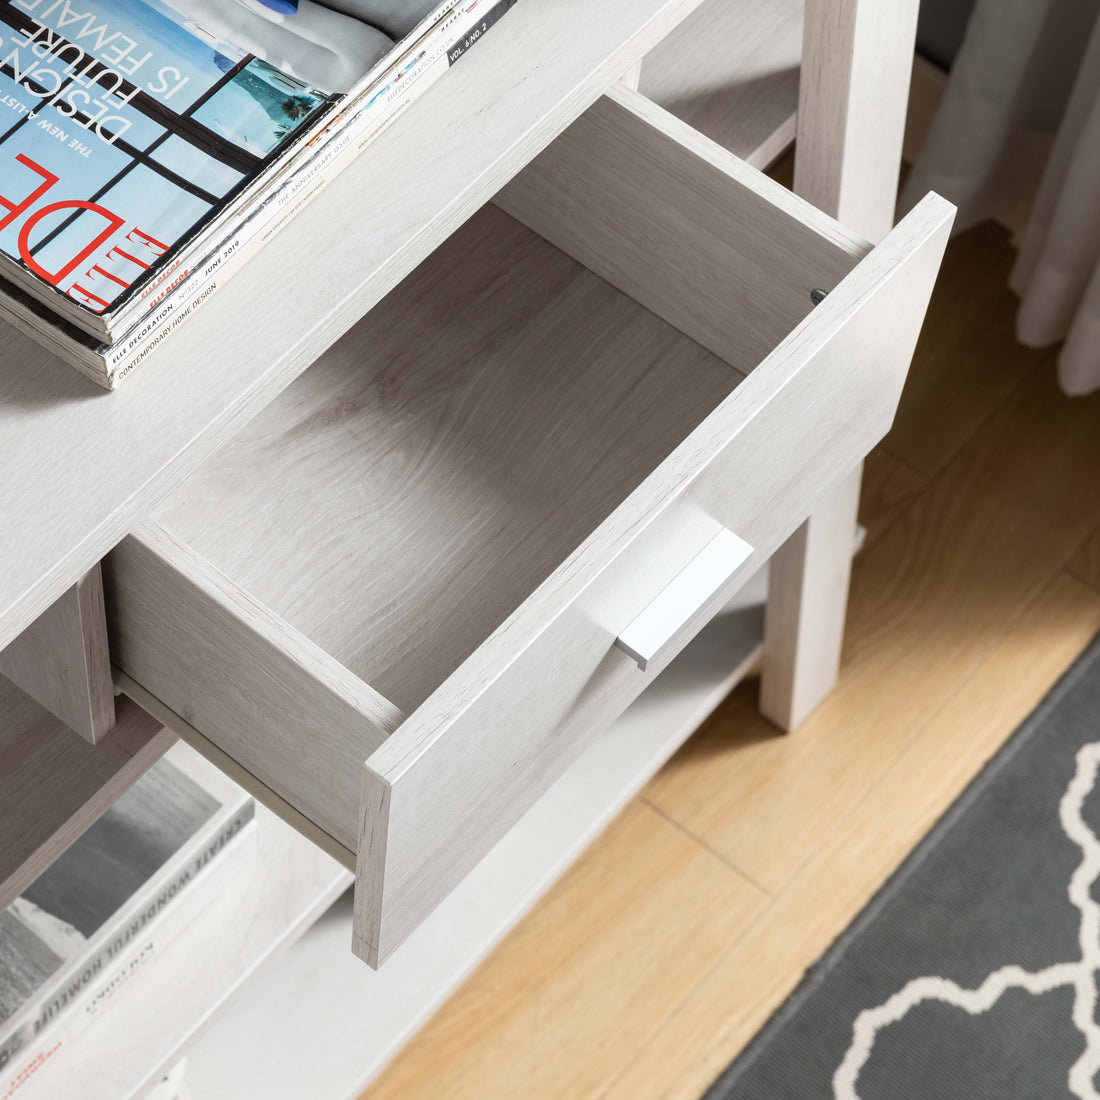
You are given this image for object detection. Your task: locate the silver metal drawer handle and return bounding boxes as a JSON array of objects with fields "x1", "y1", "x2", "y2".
[{"x1": 614, "y1": 528, "x2": 754, "y2": 672}]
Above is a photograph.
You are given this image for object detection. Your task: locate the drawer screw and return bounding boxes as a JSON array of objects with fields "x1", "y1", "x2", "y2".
[{"x1": 810, "y1": 288, "x2": 828, "y2": 305}]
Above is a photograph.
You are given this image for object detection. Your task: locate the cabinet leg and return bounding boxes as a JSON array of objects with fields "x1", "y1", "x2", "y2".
[
  {"x1": 796, "y1": 0, "x2": 920, "y2": 244},
  {"x1": 760, "y1": 0, "x2": 921, "y2": 731},
  {"x1": 759, "y1": 466, "x2": 861, "y2": 731}
]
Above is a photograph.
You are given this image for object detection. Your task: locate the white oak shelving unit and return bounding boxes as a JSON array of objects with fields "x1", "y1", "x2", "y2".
[{"x1": 0, "y1": 0, "x2": 944, "y2": 1095}]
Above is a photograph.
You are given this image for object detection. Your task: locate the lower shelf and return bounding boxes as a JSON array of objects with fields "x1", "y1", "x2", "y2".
[{"x1": 181, "y1": 570, "x2": 769, "y2": 1100}]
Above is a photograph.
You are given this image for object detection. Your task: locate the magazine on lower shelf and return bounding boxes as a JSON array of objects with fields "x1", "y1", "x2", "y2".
[
  {"x1": 0, "y1": 745, "x2": 256, "y2": 1095},
  {"x1": 0, "y1": 0, "x2": 521, "y2": 387},
  {"x1": 2, "y1": 818, "x2": 258, "y2": 1100},
  {"x1": 1, "y1": 819, "x2": 258, "y2": 1100}
]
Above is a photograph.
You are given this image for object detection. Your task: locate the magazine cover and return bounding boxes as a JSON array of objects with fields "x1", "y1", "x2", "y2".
[
  {"x1": 0, "y1": 748, "x2": 254, "y2": 1077},
  {"x1": 98, "y1": 0, "x2": 515, "y2": 369},
  {"x1": 0, "y1": 819, "x2": 258, "y2": 1098},
  {"x1": 0, "y1": 0, "x2": 443, "y2": 335}
]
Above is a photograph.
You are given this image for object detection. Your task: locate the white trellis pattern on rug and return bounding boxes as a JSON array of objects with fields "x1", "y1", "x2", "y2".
[{"x1": 834, "y1": 742, "x2": 1100, "y2": 1100}]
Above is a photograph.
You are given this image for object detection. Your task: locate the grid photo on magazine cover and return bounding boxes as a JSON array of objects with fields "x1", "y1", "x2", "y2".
[{"x1": 0, "y1": 0, "x2": 443, "y2": 314}]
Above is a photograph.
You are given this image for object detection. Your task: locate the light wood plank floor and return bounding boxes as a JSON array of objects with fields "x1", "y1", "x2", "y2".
[{"x1": 361, "y1": 217, "x2": 1100, "y2": 1100}]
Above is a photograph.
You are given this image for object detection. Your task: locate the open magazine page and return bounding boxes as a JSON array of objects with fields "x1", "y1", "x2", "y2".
[{"x1": 0, "y1": 0, "x2": 436, "y2": 326}]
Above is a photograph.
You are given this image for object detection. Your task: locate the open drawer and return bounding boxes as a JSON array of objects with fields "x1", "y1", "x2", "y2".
[{"x1": 103, "y1": 84, "x2": 952, "y2": 967}]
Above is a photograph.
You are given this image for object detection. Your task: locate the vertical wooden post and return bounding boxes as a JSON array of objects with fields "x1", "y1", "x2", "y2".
[
  {"x1": 0, "y1": 565, "x2": 115, "y2": 743},
  {"x1": 760, "y1": 0, "x2": 920, "y2": 730},
  {"x1": 760, "y1": 471, "x2": 862, "y2": 729},
  {"x1": 793, "y1": 0, "x2": 920, "y2": 241},
  {"x1": 620, "y1": 59, "x2": 643, "y2": 90}
]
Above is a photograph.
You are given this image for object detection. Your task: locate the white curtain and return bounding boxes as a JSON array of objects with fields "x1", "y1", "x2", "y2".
[{"x1": 901, "y1": 0, "x2": 1100, "y2": 395}]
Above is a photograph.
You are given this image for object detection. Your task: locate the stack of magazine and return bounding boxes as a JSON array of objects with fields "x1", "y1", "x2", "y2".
[
  {"x1": 0, "y1": 0, "x2": 519, "y2": 388},
  {"x1": 0, "y1": 746, "x2": 255, "y2": 1097}
]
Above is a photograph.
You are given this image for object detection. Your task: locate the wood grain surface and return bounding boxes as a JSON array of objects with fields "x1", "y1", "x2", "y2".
[
  {"x1": 115, "y1": 202, "x2": 742, "y2": 918},
  {"x1": 858, "y1": 448, "x2": 928, "y2": 548},
  {"x1": 758, "y1": 469, "x2": 860, "y2": 728},
  {"x1": 613, "y1": 572, "x2": 1100, "y2": 1100},
  {"x1": 115, "y1": 177, "x2": 947, "y2": 965},
  {"x1": 0, "y1": 683, "x2": 171, "y2": 910},
  {"x1": 759, "y1": 0, "x2": 924, "y2": 730},
  {"x1": 356, "y1": 193, "x2": 949, "y2": 964},
  {"x1": 497, "y1": 84, "x2": 866, "y2": 375},
  {"x1": 151, "y1": 206, "x2": 740, "y2": 714},
  {"x1": 884, "y1": 220, "x2": 1053, "y2": 477},
  {"x1": 795, "y1": 0, "x2": 920, "y2": 243},
  {"x1": 363, "y1": 802, "x2": 766, "y2": 1100},
  {"x1": 1069, "y1": 529, "x2": 1100, "y2": 593},
  {"x1": 641, "y1": 0, "x2": 803, "y2": 169},
  {"x1": 0, "y1": 566, "x2": 114, "y2": 743},
  {"x1": 106, "y1": 521, "x2": 404, "y2": 852}
]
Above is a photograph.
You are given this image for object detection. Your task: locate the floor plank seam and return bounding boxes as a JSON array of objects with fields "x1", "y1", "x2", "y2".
[
  {"x1": 766, "y1": 563, "x2": 1083, "y2": 906},
  {"x1": 593, "y1": 890, "x2": 783, "y2": 1100},
  {"x1": 597, "y1": 574, "x2": 1087, "y2": 1100},
  {"x1": 639, "y1": 797, "x2": 774, "y2": 898},
  {"x1": 859, "y1": 451, "x2": 930, "y2": 550},
  {"x1": 874, "y1": 447, "x2": 928, "y2": 487},
  {"x1": 1068, "y1": 566, "x2": 1100, "y2": 596},
  {"x1": 887, "y1": 346, "x2": 1053, "y2": 482},
  {"x1": 1063, "y1": 541, "x2": 1100, "y2": 595},
  {"x1": 1054, "y1": 571, "x2": 1100, "y2": 603}
]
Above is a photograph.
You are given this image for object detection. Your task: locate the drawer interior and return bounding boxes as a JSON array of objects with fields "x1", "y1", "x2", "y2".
[{"x1": 151, "y1": 205, "x2": 757, "y2": 721}]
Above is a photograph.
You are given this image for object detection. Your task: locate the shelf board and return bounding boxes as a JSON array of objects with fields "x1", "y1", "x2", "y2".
[
  {"x1": 0, "y1": 0, "x2": 716, "y2": 652},
  {"x1": 641, "y1": 0, "x2": 803, "y2": 169},
  {"x1": 0, "y1": 680, "x2": 171, "y2": 911},
  {"x1": 181, "y1": 572, "x2": 768, "y2": 1100},
  {"x1": 17, "y1": 785, "x2": 350, "y2": 1100}
]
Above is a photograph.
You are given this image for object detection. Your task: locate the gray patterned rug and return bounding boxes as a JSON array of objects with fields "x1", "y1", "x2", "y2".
[{"x1": 705, "y1": 634, "x2": 1100, "y2": 1100}]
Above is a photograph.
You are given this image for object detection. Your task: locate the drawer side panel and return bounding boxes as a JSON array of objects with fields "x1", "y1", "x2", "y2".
[{"x1": 105, "y1": 521, "x2": 402, "y2": 851}]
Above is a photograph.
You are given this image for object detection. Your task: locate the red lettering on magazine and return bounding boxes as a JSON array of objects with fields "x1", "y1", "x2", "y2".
[{"x1": 0, "y1": 154, "x2": 165, "y2": 310}]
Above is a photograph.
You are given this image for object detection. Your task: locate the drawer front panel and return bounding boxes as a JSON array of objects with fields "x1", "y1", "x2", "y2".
[{"x1": 354, "y1": 193, "x2": 954, "y2": 966}]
